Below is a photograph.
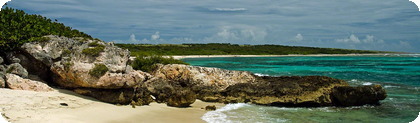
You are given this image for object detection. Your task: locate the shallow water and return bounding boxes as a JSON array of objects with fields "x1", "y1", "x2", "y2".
[{"x1": 182, "y1": 54, "x2": 420, "y2": 123}]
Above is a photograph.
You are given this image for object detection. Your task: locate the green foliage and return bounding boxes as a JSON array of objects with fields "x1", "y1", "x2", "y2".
[
  {"x1": 0, "y1": 7, "x2": 92, "y2": 51},
  {"x1": 116, "y1": 43, "x2": 389, "y2": 56},
  {"x1": 82, "y1": 42, "x2": 105, "y2": 56},
  {"x1": 132, "y1": 55, "x2": 189, "y2": 72},
  {"x1": 89, "y1": 64, "x2": 109, "y2": 78}
]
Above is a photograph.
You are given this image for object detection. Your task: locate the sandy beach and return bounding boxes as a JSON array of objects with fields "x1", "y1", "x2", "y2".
[
  {"x1": 170, "y1": 54, "x2": 392, "y2": 59},
  {"x1": 0, "y1": 88, "x2": 224, "y2": 123}
]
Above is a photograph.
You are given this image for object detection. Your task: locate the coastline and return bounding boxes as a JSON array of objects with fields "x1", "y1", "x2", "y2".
[
  {"x1": 0, "y1": 88, "x2": 224, "y2": 123},
  {"x1": 170, "y1": 53, "x2": 395, "y2": 59}
]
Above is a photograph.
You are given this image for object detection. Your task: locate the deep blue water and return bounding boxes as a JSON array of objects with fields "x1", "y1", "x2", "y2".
[{"x1": 182, "y1": 55, "x2": 420, "y2": 123}]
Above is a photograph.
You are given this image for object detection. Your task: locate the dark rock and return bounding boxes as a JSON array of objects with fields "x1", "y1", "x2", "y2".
[
  {"x1": 146, "y1": 78, "x2": 196, "y2": 107},
  {"x1": 5, "y1": 52, "x2": 21, "y2": 63},
  {"x1": 205, "y1": 105, "x2": 216, "y2": 111},
  {"x1": 74, "y1": 85, "x2": 153, "y2": 106},
  {"x1": 60, "y1": 103, "x2": 68, "y2": 106},
  {"x1": 332, "y1": 85, "x2": 387, "y2": 106},
  {"x1": 167, "y1": 88, "x2": 196, "y2": 107}
]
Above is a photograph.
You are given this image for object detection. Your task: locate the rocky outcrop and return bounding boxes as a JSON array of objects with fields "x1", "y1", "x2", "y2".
[
  {"x1": 21, "y1": 35, "x2": 149, "y2": 89},
  {"x1": 0, "y1": 35, "x2": 387, "y2": 108},
  {"x1": 3, "y1": 35, "x2": 152, "y2": 105},
  {"x1": 147, "y1": 64, "x2": 387, "y2": 107},
  {"x1": 5, "y1": 74, "x2": 53, "y2": 92},
  {"x1": 332, "y1": 85, "x2": 387, "y2": 106}
]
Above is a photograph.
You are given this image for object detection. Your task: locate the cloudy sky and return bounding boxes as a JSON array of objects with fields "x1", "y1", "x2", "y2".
[{"x1": 4, "y1": 0, "x2": 420, "y2": 52}]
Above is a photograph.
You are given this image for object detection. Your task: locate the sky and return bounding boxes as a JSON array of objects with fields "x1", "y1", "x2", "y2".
[{"x1": 3, "y1": 0, "x2": 420, "y2": 53}]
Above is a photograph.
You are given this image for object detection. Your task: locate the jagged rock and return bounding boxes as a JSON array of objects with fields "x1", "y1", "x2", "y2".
[
  {"x1": 5, "y1": 63, "x2": 28, "y2": 78},
  {"x1": 74, "y1": 85, "x2": 153, "y2": 105},
  {"x1": 5, "y1": 74, "x2": 53, "y2": 92},
  {"x1": 20, "y1": 35, "x2": 149, "y2": 89},
  {"x1": 216, "y1": 76, "x2": 348, "y2": 106},
  {"x1": 332, "y1": 85, "x2": 387, "y2": 106},
  {"x1": 150, "y1": 64, "x2": 256, "y2": 90}
]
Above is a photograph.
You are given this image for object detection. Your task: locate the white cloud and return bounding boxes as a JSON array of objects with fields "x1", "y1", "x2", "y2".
[
  {"x1": 294, "y1": 33, "x2": 303, "y2": 42},
  {"x1": 336, "y1": 34, "x2": 361, "y2": 43},
  {"x1": 210, "y1": 8, "x2": 247, "y2": 12},
  {"x1": 362, "y1": 35, "x2": 384, "y2": 44},
  {"x1": 151, "y1": 31, "x2": 160, "y2": 40},
  {"x1": 203, "y1": 25, "x2": 267, "y2": 43},
  {"x1": 129, "y1": 33, "x2": 138, "y2": 42},
  {"x1": 409, "y1": 0, "x2": 420, "y2": 11},
  {"x1": 0, "y1": 0, "x2": 11, "y2": 9}
]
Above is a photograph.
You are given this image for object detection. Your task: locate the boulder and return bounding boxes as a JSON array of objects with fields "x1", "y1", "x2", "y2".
[
  {"x1": 5, "y1": 74, "x2": 53, "y2": 92},
  {"x1": 0, "y1": 57, "x2": 3, "y2": 64},
  {"x1": 145, "y1": 78, "x2": 196, "y2": 107},
  {"x1": 5, "y1": 63, "x2": 28, "y2": 78},
  {"x1": 332, "y1": 85, "x2": 387, "y2": 106}
]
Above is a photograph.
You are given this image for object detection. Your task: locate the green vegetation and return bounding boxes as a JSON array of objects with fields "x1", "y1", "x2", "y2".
[
  {"x1": 82, "y1": 42, "x2": 105, "y2": 56},
  {"x1": 131, "y1": 55, "x2": 189, "y2": 72},
  {"x1": 89, "y1": 64, "x2": 109, "y2": 78},
  {"x1": 0, "y1": 7, "x2": 92, "y2": 51},
  {"x1": 116, "y1": 43, "x2": 389, "y2": 56}
]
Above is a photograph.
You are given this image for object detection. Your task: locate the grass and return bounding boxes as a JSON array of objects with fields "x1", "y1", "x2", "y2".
[
  {"x1": 89, "y1": 64, "x2": 109, "y2": 78},
  {"x1": 131, "y1": 55, "x2": 189, "y2": 72},
  {"x1": 82, "y1": 42, "x2": 105, "y2": 57}
]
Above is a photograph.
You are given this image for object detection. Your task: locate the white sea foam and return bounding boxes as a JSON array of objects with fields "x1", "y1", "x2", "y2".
[
  {"x1": 384, "y1": 85, "x2": 400, "y2": 88},
  {"x1": 362, "y1": 82, "x2": 373, "y2": 85},
  {"x1": 253, "y1": 73, "x2": 269, "y2": 77},
  {"x1": 201, "y1": 103, "x2": 249, "y2": 123}
]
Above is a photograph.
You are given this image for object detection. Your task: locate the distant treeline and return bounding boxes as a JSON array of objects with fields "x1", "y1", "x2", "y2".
[
  {"x1": 115, "y1": 43, "x2": 388, "y2": 56},
  {"x1": 0, "y1": 7, "x2": 92, "y2": 51}
]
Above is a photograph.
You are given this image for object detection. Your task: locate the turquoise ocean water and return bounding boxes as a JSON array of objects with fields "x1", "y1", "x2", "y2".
[{"x1": 182, "y1": 54, "x2": 420, "y2": 123}]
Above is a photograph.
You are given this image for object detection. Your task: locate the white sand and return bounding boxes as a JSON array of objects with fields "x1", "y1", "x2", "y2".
[
  {"x1": 0, "y1": 88, "x2": 224, "y2": 123},
  {"x1": 171, "y1": 54, "x2": 391, "y2": 59}
]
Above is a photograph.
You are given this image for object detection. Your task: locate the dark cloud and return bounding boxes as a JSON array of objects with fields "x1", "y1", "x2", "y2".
[{"x1": 4, "y1": 0, "x2": 420, "y2": 52}]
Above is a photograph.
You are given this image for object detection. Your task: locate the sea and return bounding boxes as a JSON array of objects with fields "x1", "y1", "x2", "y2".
[{"x1": 181, "y1": 54, "x2": 420, "y2": 123}]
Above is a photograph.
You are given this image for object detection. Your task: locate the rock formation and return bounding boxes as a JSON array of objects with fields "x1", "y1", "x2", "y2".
[
  {"x1": 150, "y1": 64, "x2": 387, "y2": 107},
  {"x1": 0, "y1": 35, "x2": 387, "y2": 108}
]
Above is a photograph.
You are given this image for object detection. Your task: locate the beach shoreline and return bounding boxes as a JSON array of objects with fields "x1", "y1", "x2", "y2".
[
  {"x1": 170, "y1": 53, "x2": 396, "y2": 59},
  {"x1": 0, "y1": 88, "x2": 224, "y2": 123}
]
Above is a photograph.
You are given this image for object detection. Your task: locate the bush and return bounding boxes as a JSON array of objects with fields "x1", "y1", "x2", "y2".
[
  {"x1": 131, "y1": 55, "x2": 189, "y2": 72},
  {"x1": 82, "y1": 42, "x2": 105, "y2": 56},
  {"x1": 0, "y1": 7, "x2": 92, "y2": 51},
  {"x1": 89, "y1": 64, "x2": 109, "y2": 78}
]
